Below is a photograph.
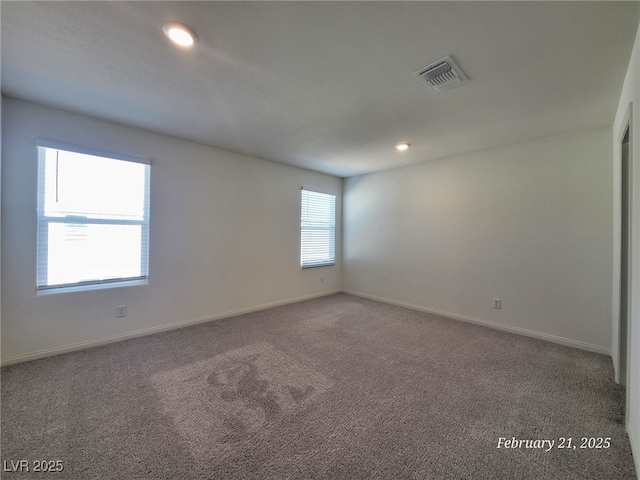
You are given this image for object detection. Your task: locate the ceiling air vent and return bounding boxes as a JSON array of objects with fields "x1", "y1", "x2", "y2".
[{"x1": 415, "y1": 55, "x2": 468, "y2": 93}]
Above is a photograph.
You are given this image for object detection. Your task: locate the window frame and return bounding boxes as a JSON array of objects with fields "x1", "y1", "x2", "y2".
[
  {"x1": 300, "y1": 187, "x2": 336, "y2": 269},
  {"x1": 36, "y1": 140, "x2": 151, "y2": 294}
]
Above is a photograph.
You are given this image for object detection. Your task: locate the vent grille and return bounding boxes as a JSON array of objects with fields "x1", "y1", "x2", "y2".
[{"x1": 415, "y1": 55, "x2": 468, "y2": 93}]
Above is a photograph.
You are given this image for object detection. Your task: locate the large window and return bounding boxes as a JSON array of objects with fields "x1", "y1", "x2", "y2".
[
  {"x1": 301, "y1": 188, "x2": 336, "y2": 268},
  {"x1": 36, "y1": 142, "x2": 150, "y2": 292}
]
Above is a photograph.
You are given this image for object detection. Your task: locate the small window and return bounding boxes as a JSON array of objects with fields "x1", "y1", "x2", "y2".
[
  {"x1": 301, "y1": 188, "x2": 336, "y2": 268},
  {"x1": 36, "y1": 142, "x2": 150, "y2": 293}
]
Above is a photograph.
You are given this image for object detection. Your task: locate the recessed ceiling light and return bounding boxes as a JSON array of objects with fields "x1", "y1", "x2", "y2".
[
  {"x1": 395, "y1": 143, "x2": 410, "y2": 151},
  {"x1": 162, "y1": 22, "x2": 198, "y2": 47}
]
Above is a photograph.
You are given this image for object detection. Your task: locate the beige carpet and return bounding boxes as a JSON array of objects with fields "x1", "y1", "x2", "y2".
[{"x1": 1, "y1": 293, "x2": 636, "y2": 479}]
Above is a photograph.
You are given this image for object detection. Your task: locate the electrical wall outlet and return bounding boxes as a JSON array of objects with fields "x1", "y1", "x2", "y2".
[
  {"x1": 320, "y1": 275, "x2": 325, "y2": 284},
  {"x1": 493, "y1": 298, "x2": 501, "y2": 309},
  {"x1": 117, "y1": 305, "x2": 127, "y2": 317}
]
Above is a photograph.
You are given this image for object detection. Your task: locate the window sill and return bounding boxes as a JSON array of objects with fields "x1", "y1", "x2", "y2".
[
  {"x1": 301, "y1": 263, "x2": 336, "y2": 269},
  {"x1": 37, "y1": 278, "x2": 148, "y2": 296}
]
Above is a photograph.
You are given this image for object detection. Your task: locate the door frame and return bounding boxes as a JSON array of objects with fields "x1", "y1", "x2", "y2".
[{"x1": 613, "y1": 102, "x2": 633, "y2": 397}]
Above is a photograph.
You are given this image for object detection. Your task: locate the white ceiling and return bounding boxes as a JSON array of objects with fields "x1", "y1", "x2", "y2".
[{"x1": 2, "y1": 1, "x2": 638, "y2": 177}]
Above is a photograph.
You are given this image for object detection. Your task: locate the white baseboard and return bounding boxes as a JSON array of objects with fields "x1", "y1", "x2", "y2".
[
  {"x1": 1, "y1": 289, "x2": 611, "y2": 366},
  {"x1": 343, "y1": 290, "x2": 611, "y2": 356},
  {"x1": 0, "y1": 290, "x2": 340, "y2": 367}
]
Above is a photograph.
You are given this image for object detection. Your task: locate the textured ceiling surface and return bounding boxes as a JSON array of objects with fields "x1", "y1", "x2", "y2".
[{"x1": 2, "y1": 1, "x2": 639, "y2": 177}]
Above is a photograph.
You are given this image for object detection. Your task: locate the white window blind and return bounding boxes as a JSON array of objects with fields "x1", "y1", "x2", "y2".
[
  {"x1": 301, "y1": 188, "x2": 336, "y2": 268},
  {"x1": 36, "y1": 143, "x2": 150, "y2": 292}
]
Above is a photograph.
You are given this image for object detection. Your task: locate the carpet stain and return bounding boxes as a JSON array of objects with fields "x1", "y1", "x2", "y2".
[{"x1": 152, "y1": 342, "x2": 333, "y2": 462}]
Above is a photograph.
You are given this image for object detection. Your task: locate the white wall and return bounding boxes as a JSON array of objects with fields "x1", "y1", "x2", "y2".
[
  {"x1": 613, "y1": 19, "x2": 640, "y2": 475},
  {"x1": 1, "y1": 97, "x2": 342, "y2": 364},
  {"x1": 343, "y1": 128, "x2": 613, "y2": 353}
]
